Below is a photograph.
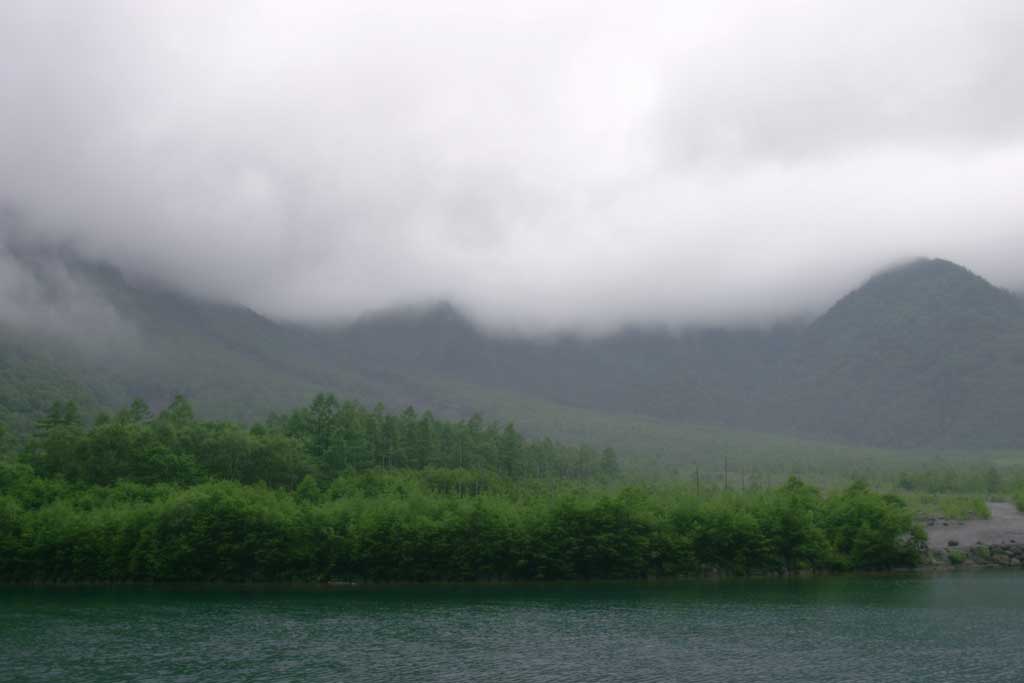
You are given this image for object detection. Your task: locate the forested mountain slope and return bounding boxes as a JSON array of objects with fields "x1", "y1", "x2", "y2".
[
  {"x1": 1, "y1": 249, "x2": 1022, "y2": 451},
  {"x1": 779, "y1": 260, "x2": 1024, "y2": 447},
  {"x1": 324, "y1": 259, "x2": 1024, "y2": 448}
]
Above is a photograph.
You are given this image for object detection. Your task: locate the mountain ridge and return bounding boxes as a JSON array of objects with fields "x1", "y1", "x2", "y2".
[{"x1": 1, "y1": 251, "x2": 1022, "y2": 451}]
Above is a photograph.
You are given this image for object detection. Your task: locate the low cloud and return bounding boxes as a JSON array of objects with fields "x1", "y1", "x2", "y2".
[
  {"x1": 0, "y1": 237, "x2": 139, "y2": 353},
  {"x1": 1, "y1": 0, "x2": 1022, "y2": 336}
]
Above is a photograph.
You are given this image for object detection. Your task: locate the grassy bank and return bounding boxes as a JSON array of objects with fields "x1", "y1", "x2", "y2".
[{"x1": 901, "y1": 493, "x2": 991, "y2": 521}]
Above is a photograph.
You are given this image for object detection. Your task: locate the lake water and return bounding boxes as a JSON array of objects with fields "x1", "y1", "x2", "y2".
[{"x1": 2, "y1": 572, "x2": 1023, "y2": 682}]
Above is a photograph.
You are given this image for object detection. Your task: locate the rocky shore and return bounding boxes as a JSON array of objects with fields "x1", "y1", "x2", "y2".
[
  {"x1": 925, "y1": 502, "x2": 1024, "y2": 568},
  {"x1": 927, "y1": 542, "x2": 1024, "y2": 567}
]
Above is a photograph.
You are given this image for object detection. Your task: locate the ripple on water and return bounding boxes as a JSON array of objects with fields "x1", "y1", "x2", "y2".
[{"x1": 3, "y1": 574, "x2": 1024, "y2": 683}]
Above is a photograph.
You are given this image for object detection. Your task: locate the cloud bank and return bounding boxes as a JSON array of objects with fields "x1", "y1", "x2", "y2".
[{"x1": 1, "y1": 0, "x2": 1022, "y2": 335}]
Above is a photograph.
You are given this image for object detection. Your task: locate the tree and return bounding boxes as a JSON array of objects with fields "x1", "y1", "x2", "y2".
[
  {"x1": 23, "y1": 402, "x2": 84, "y2": 477},
  {"x1": 306, "y1": 393, "x2": 341, "y2": 463},
  {"x1": 296, "y1": 474, "x2": 321, "y2": 502},
  {"x1": 498, "y1": 424, "x2": 523, "y2": 476},
  {"x1": 340, "y1": 402, "x2": 372, "y2": 471},
  {"x1": 159, "y1": 395, "x2": 195, "y2": 427},
  {"x1": 411, "y1": 412, "x2": 439, "y2": 469},
  {"x1": 118, "y1": 399, "x2": 152, "y2": 424},
  {"x1": 34, "y1": 401, "x2": 82, "y2": 437}
]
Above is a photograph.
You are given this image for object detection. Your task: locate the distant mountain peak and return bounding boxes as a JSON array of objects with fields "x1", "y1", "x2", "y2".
[
  {"x1": 814, "y1": 258, "x2": 1022, "y2": 329},
  {"x1": 865, "y1": 257, "x2": 986, "y2": 285}
]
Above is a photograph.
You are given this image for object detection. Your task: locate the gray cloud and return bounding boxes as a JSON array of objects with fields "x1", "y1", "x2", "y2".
[
  {"x1": 0, "y1": 238, "x2": 139, "y2": 354},
  {"x1": 1, "y1": 0, "x2": 1022, "y2": 336}
]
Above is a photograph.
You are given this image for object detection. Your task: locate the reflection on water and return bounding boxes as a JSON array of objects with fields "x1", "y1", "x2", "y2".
[{"x1": 2, "y1": 573, "x2": 1022, "y2": 682}]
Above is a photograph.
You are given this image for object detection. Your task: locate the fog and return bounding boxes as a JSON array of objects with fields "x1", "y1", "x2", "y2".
[
  {"x1": 1, "y1": 1, "x2": 1022, "y2": 335},
  {"x1": 0, "y1": 241, "x2": 139, "y2": 353}
]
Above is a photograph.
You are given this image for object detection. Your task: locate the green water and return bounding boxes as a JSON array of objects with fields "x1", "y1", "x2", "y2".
[{"x1": 2, "y1": 572, "x2": 1023, "y2": 682}]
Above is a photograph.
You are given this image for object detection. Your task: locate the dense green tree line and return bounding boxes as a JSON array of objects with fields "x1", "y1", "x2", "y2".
[
  {"x1": 0, "y1": 396, "x2": 924, "y2": 582},
  {"x1": 0, "y1": 463, "x2": 922, "y2": 582},
  {"x1": 19, "y1": 394, "x2": 620, "y2": 488}
]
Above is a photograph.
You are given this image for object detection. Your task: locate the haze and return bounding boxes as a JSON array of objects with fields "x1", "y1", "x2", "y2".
[{"x1": 1, "y1": 0, "x2": 1022, "y2": 335}]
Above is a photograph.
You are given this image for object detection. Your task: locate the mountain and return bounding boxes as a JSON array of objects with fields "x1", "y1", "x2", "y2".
[
  {"x1": 324, "y1": 259, "x2": 1024, "y2": 448},
  {"x1": 2, "y1": 250, "x2": 1023, "y2": 452},
  {"x1": 780, "y1": 259, "x2": 1024, "y2": 447}
]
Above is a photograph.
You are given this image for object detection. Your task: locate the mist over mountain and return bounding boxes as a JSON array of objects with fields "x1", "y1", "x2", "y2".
[
  {"x1": 2, "y1": 247, "x2": 1022, "y2": 452},
  {"x1": 2, "y1": 2, "x2": 1023, "y2": 462},
  {"x1": 3, "y1": 2, "x2": 1024, "y2": 336}
]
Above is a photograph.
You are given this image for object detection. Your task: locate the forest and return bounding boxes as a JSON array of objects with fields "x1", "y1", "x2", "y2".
[
  {"x1": 0, "y1": 394, "x2": 930, "y2": 582},
  {"x1": 17, "y1": 394, "x2": 621, "y2": 487}
]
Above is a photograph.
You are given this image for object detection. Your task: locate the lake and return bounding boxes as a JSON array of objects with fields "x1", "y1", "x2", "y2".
[{"x1": 2, "y1": 572, "x2": 1022, "y2": 682}]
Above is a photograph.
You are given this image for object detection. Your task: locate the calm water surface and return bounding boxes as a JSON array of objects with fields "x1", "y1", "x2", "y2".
[{"x1": 2, "y1": 572, "x2": 1023, "y2": 682}]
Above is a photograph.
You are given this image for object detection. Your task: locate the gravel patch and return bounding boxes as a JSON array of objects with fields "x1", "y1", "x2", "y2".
[{"x1": 926, "y1": 502, "x2": 1024, "y2": 550}]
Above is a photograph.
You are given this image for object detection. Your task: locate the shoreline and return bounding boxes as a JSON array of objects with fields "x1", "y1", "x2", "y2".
[
  {"x1": 1, "y1": 567, "x2": 988, "y2": 589},
  {"x1": 923, "y1": 501, "x2": 1024, "y2": 569}
]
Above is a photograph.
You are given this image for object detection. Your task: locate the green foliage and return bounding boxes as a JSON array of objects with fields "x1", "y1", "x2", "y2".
[
  {"x1": 14, "y1": 395, "x2": 618, "y2": 489},
  {"x1": 0, "y1": 461, "x2": 923, "y2": 582},
  {"x1": 822, "y1": 481, "x2": 924, "y2": 570},
  {"x1": 895, "y1": 465, "x2": 1024, "y2": 496},
  {"x1": 0, "y1": 396, "x2": 927, "y2": 583},
  {"x1": 901, "y1": 493, "x2": 991, "y2": 521}
]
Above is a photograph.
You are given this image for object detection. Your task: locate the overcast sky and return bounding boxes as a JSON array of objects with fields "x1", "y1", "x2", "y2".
[{"x1": 1, "y1": 1, "x2": 1022, "y2": 335}]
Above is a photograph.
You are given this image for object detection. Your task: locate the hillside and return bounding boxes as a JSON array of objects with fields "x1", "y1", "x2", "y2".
[
  {"x1": 781, "y1": 260, "x2": 1024, "y2": 447},
  {"x1": 323, "y1": 259, "x2": 1024, "y2": 448},
  {"x1": 1, "y1": 250, "x2": 1023, "y2": 452}
]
